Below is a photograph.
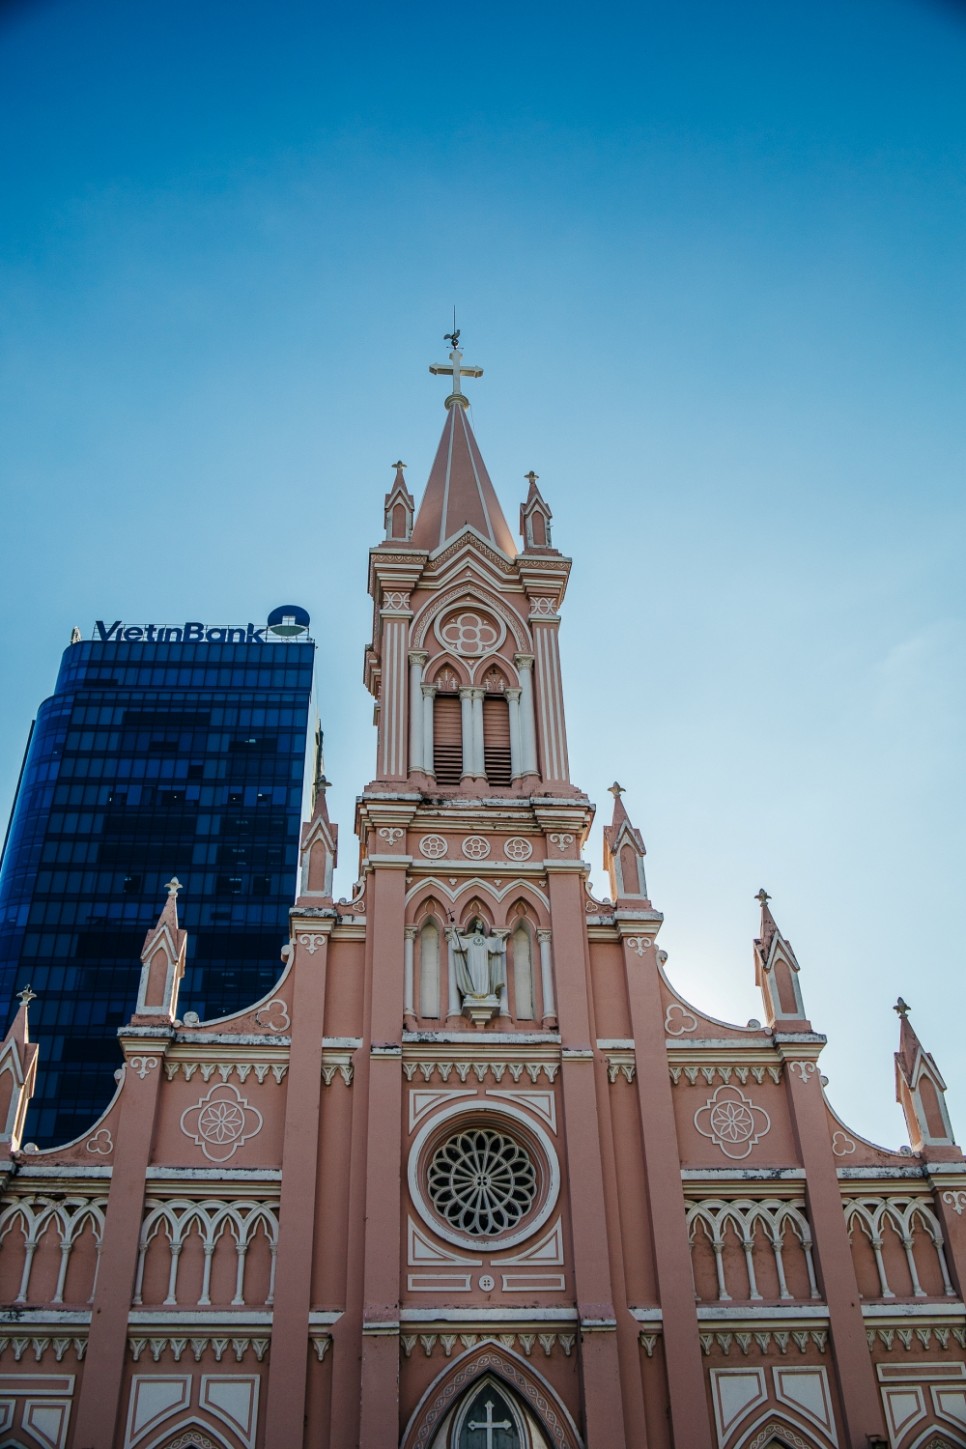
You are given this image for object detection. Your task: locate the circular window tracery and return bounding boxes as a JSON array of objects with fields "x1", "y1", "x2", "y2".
[
  {"x1": 408, "y1": 1102, "x2": 559, "y2": 1252},
  {"x1": 428, "y1": 1128, "x2": 537, "y2": 1237}
]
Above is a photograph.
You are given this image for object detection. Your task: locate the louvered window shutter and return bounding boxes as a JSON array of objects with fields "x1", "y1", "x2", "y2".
[
  {"x1": 483, "y1": 697, "x2": 512, "y2": 787},
  {"x1": 433, "y1": 695, "x2": 463, "y2": 784}
]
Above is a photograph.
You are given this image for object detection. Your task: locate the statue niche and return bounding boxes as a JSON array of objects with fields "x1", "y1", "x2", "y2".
[{"x1": 447, "y1": 917, "x2": 506, "y2": 1027}]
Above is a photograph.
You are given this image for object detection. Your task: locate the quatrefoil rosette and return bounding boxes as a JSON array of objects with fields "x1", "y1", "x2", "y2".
[
  {"x1": 434, "y1": 607, "x2": 506, "y2": 659},
  {"x1": 181, "y1": 1083, "x2": 264, "y2": 1163},
  {"x1": 693, "y1": 1084, "x2": 771, "y2": 1161}
]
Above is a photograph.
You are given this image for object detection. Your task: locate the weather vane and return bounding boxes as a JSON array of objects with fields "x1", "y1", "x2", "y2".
[{"x1": 430, "y1": 309, "x2": 482, "y2": 406}]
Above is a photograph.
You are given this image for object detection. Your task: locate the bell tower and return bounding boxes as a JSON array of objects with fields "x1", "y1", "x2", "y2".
[{"x1": 344, "y1": 338, "x2": 628, "y2": 1446}]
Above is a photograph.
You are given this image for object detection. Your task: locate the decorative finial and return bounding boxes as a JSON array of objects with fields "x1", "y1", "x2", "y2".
[
  {"x1": 525, "y1": 471, "x2": 539, "y2": 486},
  {"x1": 165, "y1": 877, "x2": 182, "y2": 898},
  {"x1": 608, "y1": 782, "x2": 625, "y2": 798},
  {"x1": 16, "y1": 985, "x2": 36, "y2": 1008},
  {"x1": 392, "y1": 460, "x2": 406, "y2": 471},
  {"x1": 895, "y1": 997, "x2": 911, "y2": 1018},
  {"x1": 756, "y1": 888, "x2": 771, "y2": 907}
]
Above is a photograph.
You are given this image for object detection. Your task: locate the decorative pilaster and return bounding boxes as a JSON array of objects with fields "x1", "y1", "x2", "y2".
[
  {"x1": 616, "y1": 917, "x2": 712, "y2": 1449},
  {"x1": 74, "y1": 1024, "x2": 171, "y2": 1447},
  {"x1": 514, "y1": 653, "x2": 539, "y2": 779},
  {"x1": 408, "y1": 651, "x2": 427, "y2": 773},
  {"x1": 777, "y1": 1038, "x2": 887, "y2": 1445},
  {"x1": 541, "y1": 813, "x2": 627, "y2": 1444},
  {"x1": 378, "y1": 609, "x2": 411, "y2": 780},
  {"x1": 265, "y1": 918, "x2": 335, "y2": 1449},
  {"x1": 531, "y1": 620, "x2": 569, "y2": 785}
]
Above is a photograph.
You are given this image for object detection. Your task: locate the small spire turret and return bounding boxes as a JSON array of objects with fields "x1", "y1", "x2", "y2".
[
  {"x1": 894, "y1": 1001, "x2": 956, "y2": 1151},
  {"x1": 134, "y1": 882, "x2": 188, "y2": 1022},
  {"x1": 384, "y1": 461, "x2": 415, "y2": 542},
  {"x1": 753, "y1": 892, "x2": 808, "y2": 1027},
  {"x1": 0, "y1": 987, "x2": 39, "y2": 1151},
  {"x1": 603, "y1": 786, "x2": 649, "y2": 905}
]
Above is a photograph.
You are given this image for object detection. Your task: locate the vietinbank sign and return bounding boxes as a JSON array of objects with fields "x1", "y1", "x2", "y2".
[{"x1": 93, "y1": 605, "x2": 310, "y2": 645}]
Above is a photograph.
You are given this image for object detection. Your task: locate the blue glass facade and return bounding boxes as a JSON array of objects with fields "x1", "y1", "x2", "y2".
[{"x1": 0, "y1": 632, "x2": 315, "y2": 1146}]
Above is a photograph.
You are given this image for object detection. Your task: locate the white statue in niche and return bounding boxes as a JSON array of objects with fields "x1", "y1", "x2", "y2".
[{"x1": 447, "y1": 917, "x2": 506, "y2": 1026}]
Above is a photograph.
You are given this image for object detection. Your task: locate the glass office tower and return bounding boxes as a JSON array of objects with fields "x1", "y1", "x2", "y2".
[{"x1": 0, "y1": 609, "x2": 315, "y2": 1146}]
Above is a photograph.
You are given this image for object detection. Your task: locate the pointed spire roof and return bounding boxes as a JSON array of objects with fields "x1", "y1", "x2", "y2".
[
  {"x1": 603, "y1": 782, "x2": 646, "y2": 857},
  {"x1": 755, "y1": 888, "x2": 780, "y2": 959},
  {"x1": 411, "y1": 346, "x2": 516, "y2": 557},
  {"x1": 894, "y1": 997, "x2": 938, "y2": 1086},
  {"x1": 140, "y1": 877, "x2": 186, "y2": 966}
]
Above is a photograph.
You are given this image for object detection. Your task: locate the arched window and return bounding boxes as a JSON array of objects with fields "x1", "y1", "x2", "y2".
[
  {"x1": 512, "y1": 924, "x2": 535, "y2": 1020},
  {"x1": 455, "y1": 1382, "x2": 525, "y2": 1448},
  {"x1": 483, "y1": 697, "x2": 511, "y2": 786},
  {"x1": 419, "y1": 919, "x2": 441, "y2": 1019},
  {"x1": 434, "y1": 694, "x2": 462, "y2": 784}
]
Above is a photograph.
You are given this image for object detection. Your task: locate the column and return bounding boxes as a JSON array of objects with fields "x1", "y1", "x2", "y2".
[
  {"x1": 531, "y1": 623, "x2": 569, "y2": 784},
  {"x1": 619, "y1": 922, "x2": 713, "y2": 1448},
  {"x1": 447, "y1": 930, "x2": 461, "y2": 1020},
  {"x1": 74, "y1": 1032, "x2": 170, "y2": 1446},
  {"x1": 470, "y1": 688, "x2": 485, "y2": 777},
  {"x1": 493, "y1": 928, "x2": 510, "y2": 1014},
  {"x1": 408, "y1": 651, "x2": 426, "y2": 773},
  {"x1": 514, "y1": 653, "x2": 538, "y2": 777},
  {"x1": 460, "y1": 687, "x2": 474, "y2": 780},
  {"x1": 778, "y1": 1044, "x2": 887, "y2": 1445},
  {"x1": 421, "y1": 683, "x2": 436, "y2": 780},
  {"x1": 537, "y1": 927, "x2": 557, "y2": 1026},
  {"x1": 403, "y1": 924, "x2": 416, "y2": 1026},
  {"x1": 265, "y1": 923, "x2": 333, "y2": 1449},
  {"x1": 507, "y1": 687, "x2": 522, "y2": 779}
]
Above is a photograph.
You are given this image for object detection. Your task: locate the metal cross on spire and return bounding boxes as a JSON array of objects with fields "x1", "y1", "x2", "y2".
[{"x1": 429, "y1": 317, "x2": 483, "y2": 409}]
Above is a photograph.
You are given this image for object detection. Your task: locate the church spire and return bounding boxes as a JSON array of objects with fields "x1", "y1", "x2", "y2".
[{"x1": 411, "y1": 340, "x2": 516, "y2": 557}]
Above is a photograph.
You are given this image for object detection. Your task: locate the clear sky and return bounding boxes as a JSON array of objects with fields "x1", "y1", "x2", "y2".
[{"x1": 1, "y1": 0, "x2": 964, "y2": 1148}]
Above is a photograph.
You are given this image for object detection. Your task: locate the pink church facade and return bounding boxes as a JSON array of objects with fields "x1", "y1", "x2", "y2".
[{"x1": 1, "y1": 348, "x2": 965, "y2": 1449}]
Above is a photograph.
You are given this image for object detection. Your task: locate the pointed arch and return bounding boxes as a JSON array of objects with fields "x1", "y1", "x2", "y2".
[
  {"x1": 734, "y1": 1412, "x2": 830, "y2": 1448},
  {"x1": 411, "y1": 584, "x2": 530, "y2": 655},
  {"x1": 908, "y1": 1428, "x2": 966, "y2": 1449},
  {"x1": 401, "y1": 1341, "x2": 584, "y2": 1449},
  {"x1": 510, "y1": 918, "x2": 536, "y2": 1021},
  {"x1": 419, "y1": 914, "x2": 442, "y2": 1020},
  {"x1": 452, "y1": 1375, "x2": 529, "y2": 1447},
  {"x1": 142, "y1": 1420, "x2": 235, "y2": 1449}
]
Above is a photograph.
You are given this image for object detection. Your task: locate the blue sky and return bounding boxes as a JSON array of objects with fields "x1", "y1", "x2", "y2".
[{"x1": 1, "y1": 0, "x2": 964, "y2": 1147}]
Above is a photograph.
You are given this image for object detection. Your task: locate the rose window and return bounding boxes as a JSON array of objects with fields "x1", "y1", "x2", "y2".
[{"x1": 428, "y1": 1128, "x2": 537, "y2": 1237}]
